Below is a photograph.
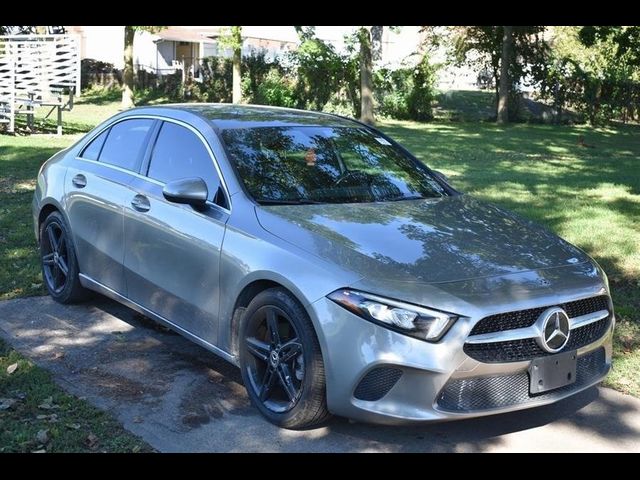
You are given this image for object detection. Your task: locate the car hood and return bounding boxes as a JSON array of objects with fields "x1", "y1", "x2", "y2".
[{"x1": 255, "y1": 195, "x2": 590, "y2": 284}]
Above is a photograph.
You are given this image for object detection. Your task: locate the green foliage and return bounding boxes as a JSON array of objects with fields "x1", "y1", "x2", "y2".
[
  {"x1": 248, "y1": 68, "x2": 296, "y2": 108},
  {"x1": 217, "y1": 26, "x2": 243, "y2": 51},
  {"x1": 291, "y1": 38, "x2": 344, "y2": 110},
  {"x1": 375, "y1": 56, "x2": 436, "y2": 121},
  {"x1": 539, "y1": 27, "x2": 640, "y2": 125},
  {"x1": 407, "y1": 56, "x2": 437, "y2": 121},
  {"x1": 200, "y1": 56, "x2": 233, "y2": 102}
]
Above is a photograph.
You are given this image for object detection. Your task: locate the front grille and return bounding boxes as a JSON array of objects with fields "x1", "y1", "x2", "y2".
[
  {"x1": 353, "y1": 367, "x2": 403, "y2": 401},
  {"x1": 470, "y1": 295, "x2": 609, "y2": 336},
  {"x1": 464, "y1": 316, "x2": 610, "y2": 363},
  {"x1": 437, "y1": 348, "x2": 607, "y2": 412}
]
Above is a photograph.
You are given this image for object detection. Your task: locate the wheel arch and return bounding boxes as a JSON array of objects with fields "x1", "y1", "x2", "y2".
[
  {"x1": 228, "y1": 274, "x2": 324, "y2": 359},
  {"x1": 36, "y1": 199, "x2": 68, "y2": 241}
]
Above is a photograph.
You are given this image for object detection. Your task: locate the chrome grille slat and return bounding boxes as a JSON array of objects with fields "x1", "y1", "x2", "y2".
[
  {"x1": 464, "y1": 295, "x2": 611, "y2": 363},
  {"x1": 469, "y1": 295, "x2": 610, "y2": 336}
]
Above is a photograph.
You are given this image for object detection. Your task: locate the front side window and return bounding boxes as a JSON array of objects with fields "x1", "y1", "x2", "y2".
[
  {"x1": 147, "y1": 122, "x2": 220, "y2": 201},
  {"x1": 221, "y1": 126, "x2": 447, "y2": 204},
  {"x1": 98, "y1": 119, "x2": 154, "y2": 171},
  {"x1": 80, "y1": 129, "x2": 109, "y2": 161}
]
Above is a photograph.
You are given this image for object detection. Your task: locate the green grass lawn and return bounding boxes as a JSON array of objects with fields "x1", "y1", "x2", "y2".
[
  {"x1": 1, "y1": 100, "x2": 639, "y2": 400},
  {"x1": 0, "y1": 338, "x2": 152, "y2": 452}
]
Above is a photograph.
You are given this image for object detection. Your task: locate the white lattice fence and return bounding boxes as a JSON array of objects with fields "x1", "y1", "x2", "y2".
[
  {"x1": 0, "y1": 42, "x2": 15, "y2": 131},
  {"x1": 0, "y1": 34, "x2": 80, "y2": 133}
]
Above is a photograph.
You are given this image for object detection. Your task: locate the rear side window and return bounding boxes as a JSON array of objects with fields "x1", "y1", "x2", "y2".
[
  {"x1": 148, "y1": 122, "x2": 220, "y2": 200},
  {"x1": 98, "y1": 119, "x2": 154, "y2": 171},
  {"x1": 80, "y1": 129, "x2": 109, "y2": 160}
]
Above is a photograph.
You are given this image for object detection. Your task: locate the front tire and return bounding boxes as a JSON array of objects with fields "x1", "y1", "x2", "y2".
[
  {"x1": 39, "y1": 211, "x2": 88, "y2": 304},
  {"x1": 239, "y1": 287, "x2": 331, "y2": 429}
]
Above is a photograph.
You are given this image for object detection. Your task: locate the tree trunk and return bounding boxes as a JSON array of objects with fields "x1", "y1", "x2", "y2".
[
  {"x1": 121, "y1": 26, "x2": 136, "y2": 110},
  {"x1": 232, "y1": 47, "x2": 242, "y2": 103},
  {"x1": 497, "y1": 26, "x2": 513, "y2": 124},
  {"x1": 359, "y1": 28, "x2": 375, "y2": 126},
  {"x1": 232, "y1": 26, "x2": 242, "y2": 104}
]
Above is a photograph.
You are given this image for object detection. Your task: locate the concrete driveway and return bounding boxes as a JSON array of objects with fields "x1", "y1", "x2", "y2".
[{"x1": 1, "y1": 296, "x2": 639, "y2": 452}]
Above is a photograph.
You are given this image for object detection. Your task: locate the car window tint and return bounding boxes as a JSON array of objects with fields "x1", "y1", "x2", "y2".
[
  {"x1": 148, "y1": 122, "x2": 220, "y2": 200},
  {"x1": 80, "y1": 129, "x2": 109, "y2": 161},
  {"x1": 98, "y1": 119, "x2": 154, "y2": 171}
]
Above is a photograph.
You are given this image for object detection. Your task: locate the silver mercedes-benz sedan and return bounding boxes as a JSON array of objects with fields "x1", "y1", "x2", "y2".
[{"x1": 32, "y1": 104, "x2": 614, "y2": 429}]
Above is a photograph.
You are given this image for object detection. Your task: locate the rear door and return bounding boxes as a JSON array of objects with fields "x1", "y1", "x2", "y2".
[
  {"x1": 123, "y1": 120, "x2": 229, "y2": 344},
  {"x1": 65, "y1": 118, "x2": 156, "y2": 294}
]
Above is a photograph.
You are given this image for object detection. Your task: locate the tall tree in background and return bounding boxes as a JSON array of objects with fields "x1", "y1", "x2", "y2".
[
  {"x1": 121, "y1": 26, "x2": 165, "y2": 109},
  {"x1": 219, "y1": 26, "x2": 243, "y2": 103},
  {"x1": 450, "y1": 26, "x2": 547, "y2": 122},
  {"x1": 357, "y1": 26, "x2": 385, "y2": 125},
  {"x1": 497, "y1": 26, "x2": 513, "y2": 124},
  {"x1": 358, "y1": 27, "x2": 375, "y2": 125}
]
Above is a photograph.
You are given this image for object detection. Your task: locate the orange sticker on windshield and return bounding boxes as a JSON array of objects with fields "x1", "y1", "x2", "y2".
[{"x1": 305, "y1": 149, "x2": 317, "y2": 166}]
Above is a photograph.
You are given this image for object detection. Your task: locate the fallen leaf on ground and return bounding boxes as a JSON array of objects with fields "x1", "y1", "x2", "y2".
[
  {"x1": 0, "y1": 398, "x2": 16, "y2": 410},
  {"x1": 38, "y1": 396, "x2": 57, "y2": 410},
  {"x1": 31, "y1": 449, "x2": 47, "y2": 454},
  {"x1": 66, "y1": 423, "x2": 81, "y2": 430},
  {"x1": 132, "y1": 445, "x2": 141, "y2": 453},
  {"x1": 36, "y1": 429, "x2": 49, "y2": 444},
  {"x1": 133, "y1": 416, "x2": 143, "y2": 423},
  {"x1": 52, "y1": 351, "x2": 65, "y2": 360},
  {"x1": 6, "y1": 363, "x2": 18, "y2": 374},
  {"x1": 85, "y1": 433, "x2": 99, "y2": 449}
]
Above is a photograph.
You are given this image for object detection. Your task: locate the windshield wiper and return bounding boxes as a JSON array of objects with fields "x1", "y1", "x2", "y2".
[{"x1": 257, "y1": 198, "x2": 324, "y2": 205}]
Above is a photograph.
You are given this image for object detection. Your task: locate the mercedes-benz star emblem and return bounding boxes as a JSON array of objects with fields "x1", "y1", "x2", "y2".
[
  {"x1": 536, "y1": 307, "x2": 571, "y2": 353},
  {"x1": 269, "y1": 350, "x2": 279, "y2": 367}
]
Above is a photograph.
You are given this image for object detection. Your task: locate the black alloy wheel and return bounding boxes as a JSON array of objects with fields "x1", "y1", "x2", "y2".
[
  {"x1": 239, "y1": 288, "x2": 330, "y2": 429},
  {"x1": 39, "y1": 211, "x2": 88, "y2": 303}
]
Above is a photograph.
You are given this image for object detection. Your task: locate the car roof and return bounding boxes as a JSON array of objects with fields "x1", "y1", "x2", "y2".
[{"x1": 134, "y1": 103, "x2": 361, "y2": 130}]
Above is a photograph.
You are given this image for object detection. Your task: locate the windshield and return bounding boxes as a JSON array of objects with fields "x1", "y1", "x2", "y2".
[{"x1": 221, "y1": 126, "x2": 448, "y2": 204}]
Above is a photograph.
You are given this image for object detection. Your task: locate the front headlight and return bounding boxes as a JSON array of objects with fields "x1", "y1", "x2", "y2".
[{"x1": 327, "y1": 289, "x2": 458, "y2": 342}]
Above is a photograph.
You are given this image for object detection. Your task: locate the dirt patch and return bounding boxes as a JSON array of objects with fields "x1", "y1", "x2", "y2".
[
  {"x1": 79, "y1": 366, "x2": 166, "y2": 401},
  {"x1": 178, "y1": 369, "x2": 253, "y2": 430}
]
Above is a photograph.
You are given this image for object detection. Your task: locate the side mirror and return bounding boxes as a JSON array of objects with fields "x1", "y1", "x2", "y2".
[
  {"x1": 433, "y1": 170, "x2": 449, "y2": 183},
  {"x1": 163, "y1": 177, "x2": 208, "y2": 207}
]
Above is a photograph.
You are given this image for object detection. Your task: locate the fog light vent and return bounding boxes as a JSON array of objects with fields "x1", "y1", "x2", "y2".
[{"x1": 353, "y1": 367, "x2": 402, "y2": 401}]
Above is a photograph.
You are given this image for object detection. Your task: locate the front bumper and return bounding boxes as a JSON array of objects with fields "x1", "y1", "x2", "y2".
[{"x1": 310, "y1": 297, "x2": 613, "y2": 425}]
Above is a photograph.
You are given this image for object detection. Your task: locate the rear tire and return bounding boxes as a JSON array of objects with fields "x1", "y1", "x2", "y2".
[
  {"x1": 239, "y1": 287, "x2": 331, "y2": 429},
  {"x1": 39, "y1": 211, "x2": 88, "y2": 304}
]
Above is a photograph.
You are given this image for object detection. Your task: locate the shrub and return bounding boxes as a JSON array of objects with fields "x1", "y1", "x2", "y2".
[
  {"x1": 250, "y1": 68, "x2": 296, "y2": 108},
  {"x1": 374, "y1": 56, "x2": 436, "y2": 121},
  {"x1": 200, "y1": 56, "x2": 233, "y2": 102}
]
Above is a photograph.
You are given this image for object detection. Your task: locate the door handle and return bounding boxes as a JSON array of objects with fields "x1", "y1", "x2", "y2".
[
  {"x1": 131, "y1": 194, "x2": 151, "y2": 212},
  {"x1": 72, "y1": 174, "x2": 87, "y2": 188}
]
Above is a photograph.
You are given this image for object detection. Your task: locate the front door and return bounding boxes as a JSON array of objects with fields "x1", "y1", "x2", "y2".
[
  {"x1": 66, "y1": 118, "x2": 156, "y2": 294},
  {"x1": 123, "y1": 120, "x2": 229, "y2": 344},
  {"x1": 175, "y1": 42, "x2": 194, "y2": 77}
]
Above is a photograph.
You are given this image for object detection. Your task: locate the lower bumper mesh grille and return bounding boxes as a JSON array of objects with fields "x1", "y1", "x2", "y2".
[
  {"x1": 354, "y1": 367, "x2": 403, "y2": 401},
  {"x1": 437, "y1": 348, "x2": 607, "y2": 412}
]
